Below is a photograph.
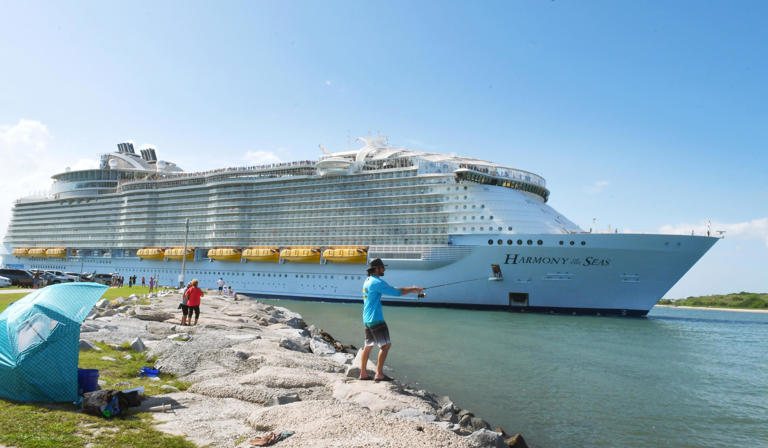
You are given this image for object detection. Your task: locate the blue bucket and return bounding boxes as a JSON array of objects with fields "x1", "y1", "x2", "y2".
[{"x1": 78, "y1": 368, "x2": 99, "y2": 395}]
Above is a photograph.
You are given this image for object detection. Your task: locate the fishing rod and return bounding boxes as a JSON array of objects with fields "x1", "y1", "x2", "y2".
[{"x1": 417, "y1": 276, "x2": 490, "y2": 298}]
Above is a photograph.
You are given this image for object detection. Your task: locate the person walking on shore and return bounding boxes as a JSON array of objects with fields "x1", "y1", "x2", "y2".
[
  {"x1": 148, "y1": 276, "x2": 154, "y2": 293},
  {"x1": 185, "y1": 279, "x2": 204, "y2": 326},
  {"x1": 359, "y1": 258, "x2": 423, "y2": 382},
  {"x1": 141, "y1": 276, "x2": 145, "y2": 287}
]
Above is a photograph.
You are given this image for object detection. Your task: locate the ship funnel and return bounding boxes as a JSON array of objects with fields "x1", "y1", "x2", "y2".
[
  {"x1": 117, "y1": 142, "x2": 136, "y2": 154},
  {"x1": 140, "y1": 147, "x2": 158, "y2": 162}
]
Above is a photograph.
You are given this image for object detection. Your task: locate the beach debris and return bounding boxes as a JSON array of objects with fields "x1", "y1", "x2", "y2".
[{"x1": 248, "y1": 430, "x2": 295, "y2": 446}]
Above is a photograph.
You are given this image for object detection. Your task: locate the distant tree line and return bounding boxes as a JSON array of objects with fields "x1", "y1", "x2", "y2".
[{"x1": 658, "y1": 292, "x2": 768, "y2": 309}]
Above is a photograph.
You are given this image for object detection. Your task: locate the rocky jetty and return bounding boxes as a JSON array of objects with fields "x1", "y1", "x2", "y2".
[{"x1": 80, "y1": 291, "x2": 525, "y2": 448}]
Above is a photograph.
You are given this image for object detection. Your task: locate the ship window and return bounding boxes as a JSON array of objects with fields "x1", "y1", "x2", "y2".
[
  {"x1": 537, "y1": 240, "x2": 543, "y2": 245},
  {"x1": 527, "y1": 240, "x2": 532, "y2": 245},
  {"x1": 481, "y1": 205, "x2": 485, "y2": 208},
  {"x1": 498, "y1": 227, "x2": 502, "y2": 231},
  {"x1": 559, "y1": 241, "x2": 564, "y2": 245},
  {"x1": 472, "y1": 205, "x2": 476, "y2": 208},
  {"x1": 581, "y1": 241, "x2": 586, "y2": 246},
  {"x1": 471, "y1": 227, "x2": 475, "y2": 231},
  {"x1": 488, "y1": 239, "x2": 493, "y2": 245},
  {"x1": 464, "y1": 186, "x2": 467, "y2": 190},
  {"x1": 508, "y1": 226, "x2": 513, "y2": 231},
  {"x1": 507, "y1": 239, "x2": 513, "y2": 245},
  {"x1": 570, "y1": 241, "x2": 575, "y2": 246},
  {"x1": 497, "y1": 239, "x2": 503, "y2": 245}
]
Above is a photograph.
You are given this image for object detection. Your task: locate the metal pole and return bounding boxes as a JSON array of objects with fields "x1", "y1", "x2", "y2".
[{"x1": 180, "y1": 218, "x2": 189, "y2": 288}]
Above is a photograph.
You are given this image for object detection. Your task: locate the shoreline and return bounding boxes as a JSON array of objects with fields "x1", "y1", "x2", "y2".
[
  {"x1": 74, "y1": 290, "x2": 524, "y2": 447},
  {"x1": 654, "y1": 304, "x2": 768, "y2": 314}
]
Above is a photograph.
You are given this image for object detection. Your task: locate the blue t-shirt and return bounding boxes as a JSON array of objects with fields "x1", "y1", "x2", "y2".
[{"x1": 362, "y1": 275, "x2": 401, "y2": 325}]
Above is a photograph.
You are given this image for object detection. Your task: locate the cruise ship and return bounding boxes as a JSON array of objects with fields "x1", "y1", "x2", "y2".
[{"x1": 1, "y1": 137, "x2": 718, "y2": 316}]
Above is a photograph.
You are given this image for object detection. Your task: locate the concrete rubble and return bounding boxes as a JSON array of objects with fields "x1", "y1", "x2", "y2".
[{"x1": 80, "y1": 290, "x2": 524, "y2": 447}]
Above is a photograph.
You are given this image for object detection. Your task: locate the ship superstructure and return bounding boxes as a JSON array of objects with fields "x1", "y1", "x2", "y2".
[{"x1": 2, "y1": 138, "x2": 718, "y2": 316}]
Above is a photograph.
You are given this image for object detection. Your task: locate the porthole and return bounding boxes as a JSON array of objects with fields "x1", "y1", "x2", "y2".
[
  {"x1": 488, "y1": 239, "x2": 494, "y2": 245},
  {"x1": 480, "y1": 216, "x2": 484, "y2": 220},
  {"x1": 489, "y1": 216, "x2": 493, "y2": 219},
  {"x1": 517, "y1": 239, "x2": 523, "y2": 245},
  {"x1": 508, "y1": 226, "x2": 513, "y2": 231},
  {"x1": 581, "y1": 241, "x2": 586, "y2": 246},
  {"x1": 559, "y1": 241, "x2": 564, "y2": 245},
  {"x1": 497, "y1": 239, "x2": 503, "y2": 245},
  {"x1": 537, "y1": 240, "x2": 543, "y2": 245},
  {"x1": 507, "y1": 239, "x2": 513, "y2": 245},
  {"x1": 472, "y1": 205, "x2": 476, "y2": 209},
  {"x1": 527, "y1": 240, "x2": 533, "y2": 245},
  {"x1": 464, "y1": 186, "x2": 467, "y2": 190},
  {"x1": 570, "y1": 241, "x2": 575, "y2": 246},
  {"x1": 481, "y1": 204, "x2": 485, "y2": 208}
]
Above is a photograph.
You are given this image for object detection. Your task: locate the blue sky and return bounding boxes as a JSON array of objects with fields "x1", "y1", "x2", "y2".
[{"x1": 1, "y1": 1, "x2": 766, "y2": 297}]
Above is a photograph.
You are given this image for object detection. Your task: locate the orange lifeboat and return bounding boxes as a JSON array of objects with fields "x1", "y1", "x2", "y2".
[
  {"x1": 207, "y1": 248, "x2": 242, "y2": 261},
  {"x1": 45, "y1": 247, "x2": 67, "y2": 258},
  {"x1": 28, "y1": 247, "x2": 47, "y2": 257},
  {"x1": 137, "y1": 247, "x2": 165, "y2": 260},
  {"x1": 243, "y1": 247, "x2": 280, "y2": 262},
  {"x1": 165, "y1": 247, "x2": 195, "y2": 261},
  {"x1": 12, "y1": 247, "x2": 30, "y2": 257},
  {"x1": 323, "y1": 247, "x2": 368, "y2": 264},
  {"x1": 280, "y1": 247, "x2": 322, "y2": 263}
]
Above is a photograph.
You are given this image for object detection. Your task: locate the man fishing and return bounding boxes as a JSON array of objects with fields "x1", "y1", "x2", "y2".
[{"x1": 359, "y1": 258, "x2": 424, "y2": 382}]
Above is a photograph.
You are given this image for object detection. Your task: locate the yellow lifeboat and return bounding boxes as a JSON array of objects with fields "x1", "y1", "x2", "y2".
[
  {"x1": 280, "y1": 247, "x2": 322, "y2": 263},
  {"x1": 28, "y1": 247, "x2": 47, "y2": 257},
  {"x1": 323, "y1": 247, "x2": 368, "y2": 264},
  {"x1": 166, "y1": 247, "x2": 195, "y2": 261},
  {"x1": 46, "y1": 247, "x2": 67, "y2": 259},
  {"x1": 207, "y1": 247, "x2": 242, "y2": 261},
  {"x1": 137, "y1": 247, "x2": 165, "y2": 260},
  {"x1": 12, "y1": 247, "x2": 30, "y2": 257},
  {"x1": 243, "y1": 247, "x2": 280, "y2": 262}
]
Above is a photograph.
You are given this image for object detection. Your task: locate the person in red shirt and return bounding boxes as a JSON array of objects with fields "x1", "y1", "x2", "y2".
[{"x1": 184, "y1": 279, "x2": 204, "y2": 326}]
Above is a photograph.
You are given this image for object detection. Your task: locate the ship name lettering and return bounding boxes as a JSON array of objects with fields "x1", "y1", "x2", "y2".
[{"x1": 504, "y1": 254, "x2": 611, "y2": 266}]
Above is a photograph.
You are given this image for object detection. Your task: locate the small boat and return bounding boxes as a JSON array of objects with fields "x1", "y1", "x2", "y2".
[
  {"x1": 165, "y1": 247, "x2": 194, "y2": 261},
  {"x1": 12, "y1": 247, "x2": 29, "y2": 257},
  {"x1": 28, "y1": 247, "x2": 47, "y2": 257},
  {"x1": 243, "y1": 247, "x2": 280, "y2": 262},
  {"x1": 207, "y1": 247, "x2": 242, "y2": 261},
  {"x1": 45, "y1": 247, "x2": 67, "y2": 259},
  {"x1": 137, "y1": 247, "x2": 165, "y2": 260},
  {"x1": 281, "y1": 247, "x2": 322, "y2": 263},
  {"x1": 323, "y1": 246, "x2": 368, "y2": 264}
]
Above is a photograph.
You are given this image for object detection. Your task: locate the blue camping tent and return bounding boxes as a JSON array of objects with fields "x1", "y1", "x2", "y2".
[{"x1": 0, "y1": 283, "x2": 107, "y2": 402}]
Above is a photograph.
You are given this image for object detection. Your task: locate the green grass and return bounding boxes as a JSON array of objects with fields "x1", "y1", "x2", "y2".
[
  {"x1": 0, "y1": 293, "x2": 28, "y2": 312},
  {"x1": 658, "y1": 292, "x2": 768, "y2": 309},
  {"x1": 0, "y1": 343, "x2": 194, "y2": 448}
]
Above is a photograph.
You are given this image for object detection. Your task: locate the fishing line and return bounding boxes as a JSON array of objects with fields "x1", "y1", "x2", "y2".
[{"x1": 417, "y1": 276, "x2": 490, "y2": 298}]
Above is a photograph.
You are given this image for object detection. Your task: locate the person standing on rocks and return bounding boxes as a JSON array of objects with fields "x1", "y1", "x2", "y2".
[
  {"x1": 217, "y1": 277, "x2": 225, "y2": 295},
  {"x1": 185, "y1": 279, "x2": 204, "y2": 326},
  {"x1": 359, "y1": 258, "x2": 424, "y2": 382}
]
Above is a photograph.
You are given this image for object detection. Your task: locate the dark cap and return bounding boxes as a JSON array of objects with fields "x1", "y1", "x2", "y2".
[{"x1": 368, "y1": 258, "x2": 387, "y2": 269}]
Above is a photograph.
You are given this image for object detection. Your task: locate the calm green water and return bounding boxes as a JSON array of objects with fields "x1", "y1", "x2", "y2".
[{"x1": 258, "y1": 299, "x2": 768, "y2": 448}]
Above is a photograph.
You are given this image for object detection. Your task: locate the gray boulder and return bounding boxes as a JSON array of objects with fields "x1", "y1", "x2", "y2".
[
  {"x1": 309, "y1": 337, "x2": 336, "y2": 356},
  {"x1": 391, "y1": 408, "x2": 437, "y2": 422},
  {"x1": 279, "y1": 338, "x2": 308, "y2": 353},
  {"x1": 460, "y1": 414, "x2": 491, "y2": 433},
  {"x1": 95, "y1": 299, "x2": 110, "y2": 309},
  {"x1": 433, "y1": 421, "x2": 463, "y2": 434},
  {"x1": 134, "y1": 310, "x2": 173, "y2": 322},
  {"x1": 438, "y1": 402, "x2": 459, "y2": 423},
  {"x1": 328, "y1": 352, "x2": 354, "y2": 365},
  {"x1": 466, "y1": 429, "x2": 506, "y2": 448},
  {"x1": 78, "y1": 339, "x2": 101, "y2": 351},
  {"x1": 131, "y1": 337, "x2": 146, "y2": 352}
]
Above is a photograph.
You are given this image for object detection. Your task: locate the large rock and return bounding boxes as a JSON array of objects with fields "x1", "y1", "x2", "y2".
[
  {"x1": 279, "y1": 338, "x2": 309, "y2": 353},
  {"x1": 345, "y1": 348, "x2": 377, "y2": 378},
  {"x1": 131, "y1": 337, "x2": 147, "y2": 352},
  {"x1": 460, "y1": 414, "x2": 491, "y2": 432},
  {"x1": 328, "y1": 352, "x2": 354, "y2": 365},
  {"x1": 310, "y1": 337, "x2": 336, "y2": 356},
  {"x1": 466, "y1": 429, "x2": 506, "y2": 448},
  {"x1": 95, "y1": 299, "x2": 110, "y2": 309},
  {"x1": 134, "y1": 309, "x2": 174, "y2": 322},
  {"x1": 78, "y1": 339, "x2": 101, "y2": 351},
  {"x1": 438, "y1": 402, "x2": 459, "y2": 423},
  {"x1": 505, "y1": 433, "x2": 529, "y2": 448}
]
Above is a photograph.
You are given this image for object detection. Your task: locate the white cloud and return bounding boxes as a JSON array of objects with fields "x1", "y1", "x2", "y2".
[
  {"x1": 0, "y1": 119, "x2": 99, "y2": 241},
  {"x1": 243, "y1": 150, "x2": 281, "y2": 165},
  {"x1": 585, "y1": 180, "x2": 609, "y2": 193},
  {"x1": 659, "y1": 218, "x2": 768, "y2": 247}
]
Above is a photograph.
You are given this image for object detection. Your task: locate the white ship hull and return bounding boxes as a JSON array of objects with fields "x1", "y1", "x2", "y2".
[{"x1": 3, "y1": 233, "x2": 717, "y2": 317}]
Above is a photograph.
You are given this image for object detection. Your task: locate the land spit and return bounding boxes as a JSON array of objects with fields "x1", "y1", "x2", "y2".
[{"x1": 79, "y1": 290, "x2": 527, "y2": 448}]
